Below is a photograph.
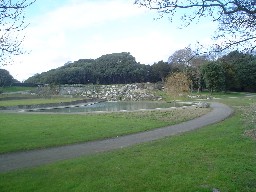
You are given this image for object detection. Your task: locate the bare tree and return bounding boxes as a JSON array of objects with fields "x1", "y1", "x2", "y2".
[
  {"x1": 0, "y1": 0, "x2": 35, "y2": 65},
  {"x1": 168, "y1": 48, "x2": 194, "y2": 71},
  {"x1": 135, "y1": 0, "x2": 256, "y2": 53}
]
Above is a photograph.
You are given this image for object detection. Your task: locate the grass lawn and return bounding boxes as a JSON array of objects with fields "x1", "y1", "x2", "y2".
[
  {"x1": 0, "y1": 97, "x2": 84, "y2": 107},
  {"x1": 0, "y1": 107, "x2": 209, "y2": 153},
  {"x1": 0, "y1": 86, "x2": 35, "y2": 93},
  {"x1": 0, "y1": 93, "x2": 255, "y2": 191}
]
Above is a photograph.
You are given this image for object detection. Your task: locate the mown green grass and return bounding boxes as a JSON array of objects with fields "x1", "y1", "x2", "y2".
[
  {"x1": 212, "y1": 92, "x2": 256, "y2": 107},
  {"x1": 0, "y1": 93, "x2": 255, "y2": 191},
  {"x1": 0, "y1": 107, "x2": 209, "y2": 153},
  {"x1": 0, "y1": 86, "x2": 35, "y2": 93},
  {"x1": 0, "y1": 97, "x2": 84, "y2": 107},
  {"x1": 0, "y1": 107, "x2": 255, "y2": 191}
]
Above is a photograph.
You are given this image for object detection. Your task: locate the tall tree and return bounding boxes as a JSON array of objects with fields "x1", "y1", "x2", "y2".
[
  {"x1": 201, "y1": 61, "x2": 225, "y2": 93},
  {"x1": 168, "y1": 48, "x2": 209, "y2": 91},
  {"x1": 235, "y1": 60, "x2": 256, "y2": 92},
  {"x1": 0, "y1": 0, "x2": 35, "y2": 65},
  {"x1": 135, "y1": 0, "x2": 256, "y2": 53},
  {"x1": 168, "y1": 48, "x2": 194, "y2": 72},
  {"x1": 219, "y1": 51, "x2": 256, "y2": 91},
  {"x1": 187, "y1": 54, "x2": 210, "y2": 92},
  {"x1": 0, "y1": 69, "x2": 14, "y2": 86},
  {"x1": 151, "y1": 60, "x2": 170, "y2": 82}
]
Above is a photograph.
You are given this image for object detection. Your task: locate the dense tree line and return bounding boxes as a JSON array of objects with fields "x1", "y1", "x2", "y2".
[
  {"x1": 25, "y1": 52, "x2": 171, "y2": 85},
  {"x1": 169, "y1": 50, "x2": 256, "y2": 93},
  {"x1": 0, "y1": 69, "x2": 17, "y2": 87},
  {"x1": 217, "y1": 51, "x2": 256, "y2": 92},
  {"x1": 24, "y1": 51, "x2": 256, "y2": 93}
]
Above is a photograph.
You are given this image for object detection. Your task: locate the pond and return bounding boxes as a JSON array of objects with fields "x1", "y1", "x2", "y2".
[{"x1": 27, "y1": 101, "x2": 194, "y2": 113}]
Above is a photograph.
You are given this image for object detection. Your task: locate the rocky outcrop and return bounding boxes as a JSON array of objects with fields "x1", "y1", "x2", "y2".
[
  {"x1": 196, "y1": 102, "x2": 210, "y2": 108},
  {"x1": 34, "y1": 83, "x2": 163, "y2": 101}
]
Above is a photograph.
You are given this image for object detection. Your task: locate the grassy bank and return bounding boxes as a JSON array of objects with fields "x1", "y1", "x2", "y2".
[
  {"x1": 0, "y1": 86, "x2": 35, "y2": 93},
  {"x1": 0, "y1": 97, "x2": 84, "y2": 107},
  {"x1": 0, "y1": 107, "x2": 209, "y2": 153},
  {"x1": 0, "y1": 104, "x2": 255, "y2": 191},
  {"x1": 0, "y1": 93, "x2": 255, "y2": 191}
]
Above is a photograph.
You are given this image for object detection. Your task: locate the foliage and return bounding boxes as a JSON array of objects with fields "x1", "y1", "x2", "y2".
[
  {"x1": 0, "y1": 69, "x2": 15, "y2": 86},
  {"x1": 235, "y1": 59, "x2": 256, "y2": 92},
  {"x1": 25, "y1": 52, "x2": 167, "y2": 85},
  {"x1": 22, "y1": 49, "x2": 256, "y2": 95},
  {"x1": 201, "y1": 61, "x2": 225, "y2": 93},
  {"x1": 168, "y1": 48, "x2": 210, "y2": 91},
  {"x1": 168, "y1": 50, "x2": 256, "y2": 94},
  {"x1": 135, "y1": 0, "x2": 256, "y2": 53},
  {"x1": 151, "y1": 60, "x2": 171, "y2": 82},
  {"x1": 219, "y1": 60, "x2": 237, "y2": 91},
  {"x1": 186, "y1": 67, "x2": 204, "y2": 92},
  {"x1": 24, "y1": 50, "x2": 256, "y2": 94},
  {"x1": 168, "y1": 48, "x2": 194, "y2": 71},
  {"x1": 0, "y1": 0, "x2": 36, "y2": 65},
  {"x1": 219, "y1": 51, "x2": 256, "y2": 92},
  {"x1": 93, "y1": 52, "x2": 147, "y2": 84},
  {"x1": 165, "y1": 72, "x2": 191, "y2": 97}
]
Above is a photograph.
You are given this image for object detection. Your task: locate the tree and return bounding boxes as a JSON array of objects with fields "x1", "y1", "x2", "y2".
[
  {"x1": 24, "y1": 52, "x2": 154, "y2": 85},
  {"x1": 187, "y1": 54, "x2": 210, "y2": 92},
  {"x1": 151, "y1": 60, "x2": 170, "y2": 82},
  {"x1": 168, "y1": 48, "x2": 210, "y2": 91},
  {"x1": 219, "y1": 51, "x2": 256, "y2": 91},
  {"x1": 201, "y1": 61, "x2": 225, "y2": 93},
  {"x1": 219, "y1": 61, "x2": 237, "y2": 92},
  {"x1": 235, "y1": 59, "x2": 256, "y2": 92},
  {"x1": 0, "y1": 69, "x2": 14, "y2": 86},
  {"x1": 135, "y1": 0, "x2": 256, "y2": 53},
  {"x1": 168, "y1": 48, "x2": 194, "y2": 72},
  {"x1": 165, "y1": 72, "x2": 191, "y2": 98},
  {"x1": 0, "y1": 0, "x2": 35, "y2": 65},
  {"x1": 94, "y1": 52, "x2": 139, "y2": 84}
]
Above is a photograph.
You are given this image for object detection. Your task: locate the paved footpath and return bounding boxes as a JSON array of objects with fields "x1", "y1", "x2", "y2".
[{"x1": 0, "y1": 102, "x2": 233, "y2": 173}]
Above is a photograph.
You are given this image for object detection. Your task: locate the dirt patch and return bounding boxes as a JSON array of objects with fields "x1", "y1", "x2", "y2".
[{"x1": 244, "y1": 129, "x2": 256, "y2": 140}]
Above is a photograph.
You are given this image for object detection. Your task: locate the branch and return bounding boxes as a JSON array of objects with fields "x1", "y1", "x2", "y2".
[
  {"x1": 213, "y1": 36, "x2": 256, "y2": 53},
  {"x1": 0, "y1": 0, "x2": 36, "y2": 9},
  {"x1": 0, "y1": 0, "x2": 36, "y2": 65},
  {"x1": 135, "y1": 0, "x2": 256, "y2": 15}
]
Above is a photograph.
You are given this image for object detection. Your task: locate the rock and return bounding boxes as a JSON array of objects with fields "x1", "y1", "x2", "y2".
[
  {"x1": 35, "y1": 83, "x2": 164, "y2": 101},
  {"x1": 197, "y1": 102, "x2": 210, "y2": 108}
]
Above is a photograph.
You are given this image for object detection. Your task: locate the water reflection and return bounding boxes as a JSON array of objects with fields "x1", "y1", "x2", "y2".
[{"x1": 31, "y1": 101, "x2": 189, "y2": 113}]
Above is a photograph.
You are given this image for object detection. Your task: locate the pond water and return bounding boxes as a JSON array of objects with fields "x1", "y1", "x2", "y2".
[{"x1": 28, "y1": 101, "x2": 193, "y2": 113}]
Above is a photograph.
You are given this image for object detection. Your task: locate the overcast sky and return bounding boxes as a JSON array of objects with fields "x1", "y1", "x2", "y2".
[{"x1": 3, "y1": 0, "x2": 217, "y2": 81}]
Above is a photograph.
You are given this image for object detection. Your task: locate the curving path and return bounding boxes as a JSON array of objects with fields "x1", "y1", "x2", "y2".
[{"x1": 0, "y1": 102, "x2": 233, "y2": 173}]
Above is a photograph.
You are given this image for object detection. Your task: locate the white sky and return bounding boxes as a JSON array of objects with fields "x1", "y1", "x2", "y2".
[{"x1": 3, "y1": 0, "x2": 217, "y2": 81}]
